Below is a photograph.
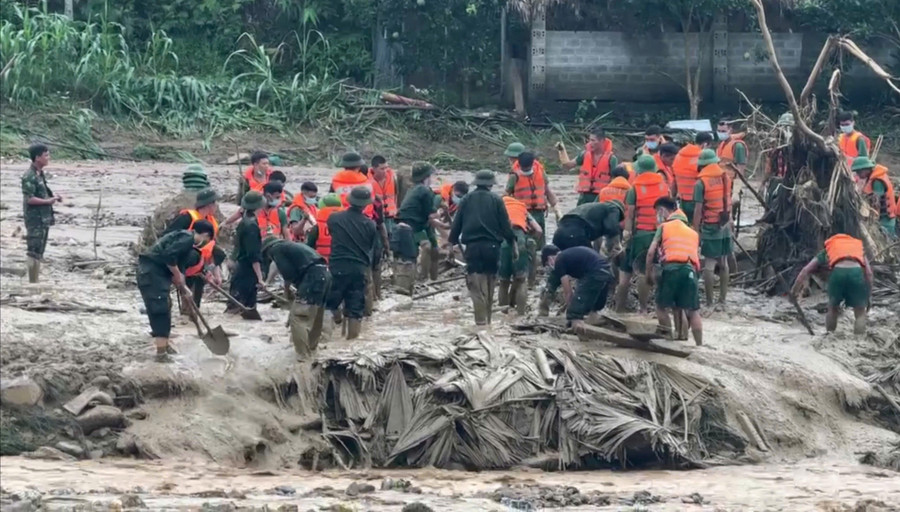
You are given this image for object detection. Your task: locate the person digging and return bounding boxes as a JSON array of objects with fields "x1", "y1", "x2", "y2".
[
  {"x1": 645, "y1": 197, "x2": 703, "y2": 345},
  {"x1": 229, "y1": 191, "x2": 267, "y2": 318},
  {"x1": 262, "y1": 237, "x2": 332, "y2": 359},
  {"x1": 499, "y1": 195, "x2": 543, "y2": 315},
  {"x1": 792, "y1": 232, "x2": 872, "y2": 335},
  {"x1": 538, "y1": 245, "x2": 614, "y2": 330},
  {"x1": 137, "y1": 221, "x2": 215, "y2": 362},
  {"x1": 392, "y1": 162, "x2": 439, "y2": 295}
]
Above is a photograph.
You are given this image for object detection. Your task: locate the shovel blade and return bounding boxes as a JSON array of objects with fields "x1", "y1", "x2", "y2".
[
  {"x1": 202, "y1": 326, "x2": 230, "y2": 355},
  {"x1": 241, "y1": 309, "x2": 262, "y2": 321}
]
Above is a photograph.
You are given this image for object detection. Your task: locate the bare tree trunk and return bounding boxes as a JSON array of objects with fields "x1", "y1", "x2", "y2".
[
  {"x1": 682, "y1": 13, "x2": 702, "y2": 119},
  {"x1": 65, "y1": 0, "x2": 74, "y2": 19}
]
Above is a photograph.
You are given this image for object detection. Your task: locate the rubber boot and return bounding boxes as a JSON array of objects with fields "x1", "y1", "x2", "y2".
[
  {"x1": 486, "y1": 274, "x2": 496, "y2": 324},
  {"x1": 322, "y1": 310, "x2": 337, "y2": 340},
  {"x1": 346, "y1": 318, "x2": 362, "y2": 340},
  {"x1": 527, "y1": 246, "x2": 538, "y2": 289},
  {"x1": 25, "y1": 257, "x2": 39, "y2": 284},
  {"x1": 393, "y1": 261, "x2": 415, "y2": 296},
  {"x1": 418, "y1": 243, "x2": 432, "y2": 281},
  {"x1": 512, "y1": 275, "x2": 528, "y2": 316},
  {"x1": 290, "y1": 302, "x2": 314, "y2": 358},
  {"x1": 718, "y1": 264, "x2": 730, "y2": 307},
  {"x1": 702, "y1": 266, "x2": 716, "y2": 307},
  {"x1": 309, "y1": 306, "x2": 325, "y2": 350},
  {"x1": 498, "y1": 279, "x2": 511, "y2": 307},
  {"x1": 468, "y1": 274, "x2": 488, "y2": 326},
  {"x1": 373, "y1": 263, "x2": 383, "y2": 300},
  {"x1": 429, "y1": 247, "x2": 440, "y2": 280}
]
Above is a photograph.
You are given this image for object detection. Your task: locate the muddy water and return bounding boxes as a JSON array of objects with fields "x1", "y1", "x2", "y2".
[{"x1": 2, "y1": 159, "x2": 899, "y2": 511}]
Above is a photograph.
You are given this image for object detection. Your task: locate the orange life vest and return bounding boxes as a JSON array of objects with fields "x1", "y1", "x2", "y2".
[
  {"x1": 512, "y1": 163, "x2": 547, "y2": 210},
  {"x1": 257, "y1": 208, "x2": 284, "y2": 238},
  {"x1": 633, "y1": 172, "x2": 670, "y2": 231},
  {"x1": 716, "y1": 134, "x2": 746, "y2": 164},
  {"x1": 181, "y1": 209, "x2": 219, "y2": 277},
  {"x1": 437, "y1": 183, "x2": 459, "y2": 217},
  {"x1": 315, "y1": 206, "x2": 343, "y2": 262},
  {"x1": 502, "y1": 196, "x2": 529, "y2": 231},
  {"x1": 697, "y1": 164, "x2": 730, "y2": 225},
  {"x1": 243, "y1": 166, "x2": 271, "y2": 193},
  {"x1": 862, "y1": 165, "x2": 897, "y2": 219},
  {"x1": 577, "y1": 139, "x2": 614, "y2": 194},
  {"x1": 673, "y1": 144, "x2": 702, "y2": 201},
  {"x1": 597, "y1": 177, "x2": 631, "y2": 205},
  {"x1": 823, "y1": 234, "x2": 865, "y2": 268},
  {"x1": 286, "y1": 195, "x2": 318, "y2": 242},
  {"x1": 332, "y1": 170, "x2": 375, "y2": 218},
  {"x1": 368, "y1": 168, "x2": 398, "y2": 217},
  {"x1": 838, "y1": 131, "x2": 871, "y2": 164},
  {"x1": 185, "y1": 242, "x2": 216, "y2": 277},
  {"x1": 660, "y1": 213, "x2": 700, "y2": 270},
  {"x1": 653, "y1": 153, "x2": 675, "y2": 189}
]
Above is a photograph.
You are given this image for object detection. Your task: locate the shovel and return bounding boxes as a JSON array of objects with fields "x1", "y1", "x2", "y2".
[
  {"x1": 185, "y1": 298, "x2": 230, "y2": 355},
  {"x1": 207, "y1": 281, "x2": 262, "y2": 320}
]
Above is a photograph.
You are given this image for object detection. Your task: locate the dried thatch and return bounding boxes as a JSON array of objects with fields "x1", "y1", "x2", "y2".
[
  {"x1": 314, "y1": 335, "x2": 743, "y2": 470},
  {"x1": 134, "y1": 190, "x2": 231, "y2": 255}
]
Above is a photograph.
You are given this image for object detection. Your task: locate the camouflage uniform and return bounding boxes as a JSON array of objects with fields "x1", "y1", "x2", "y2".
[{"x1": 21, "y1": 164, "x2": 55, "y2": 260}]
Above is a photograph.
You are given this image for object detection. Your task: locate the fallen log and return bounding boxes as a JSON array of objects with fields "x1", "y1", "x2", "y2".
[
  {"x1": 533, "y1": 348, "x2": 555, "y2": 383},
  {"x1": 575, "y1": 324, "x2": 692, "y2": 358}
]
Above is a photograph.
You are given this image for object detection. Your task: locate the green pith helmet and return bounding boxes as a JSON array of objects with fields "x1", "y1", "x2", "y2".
[
  {"x1": 182, "y1": 164, "x2": 209, "y2": 191},
  {"x1": 851, "y1": 156, "x2": 875, "y2": 173},
  {"x1": 504, "y1": 142, "x2": 525, "y2": 158},
  {"x1": 348, "y1": 186, "x2": 373, "y2": 207},
  {"x1": 697, "y1": 149, "x2": 720, "y2": 167},
  {"x1": 241, "y1": 190, "x2": 265, "y2": 210},
  {"x1": 635, "y1": 154, "x2": 657, "y2": 173},
  {"x1": 473, "y1": 169, "x2": 496, "y2": 187},
  {"x1": 320, "y1": 193, "x2": 342, "y2": 207},
  {"x1": 268, "y1": 155, "x2": 283, "y2": 166},
  {"x1": 411, "y1": 162, "x2": 435, "y2": 183},
  {"x1": 195, "y1": 188, "x2": 218, "y2": 208},
  {"x1": 262, "y1": 236, "x2": 281, "y2": 254},
  {"x1": 339, "y1": 152, "x2": 365, "y2": 168}
]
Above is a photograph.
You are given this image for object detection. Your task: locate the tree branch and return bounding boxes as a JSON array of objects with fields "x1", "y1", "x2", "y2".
[
  {"x1": 799, "y1": 36, "x2": 835, "y2": 107},
  {"x1": 750, "y1": 0, "x2": 827, "y2": 151}
]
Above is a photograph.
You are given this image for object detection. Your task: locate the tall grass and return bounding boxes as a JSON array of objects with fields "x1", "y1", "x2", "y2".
[{"x1": 0, "y1": 5, "x2": 349, "y2": 140}]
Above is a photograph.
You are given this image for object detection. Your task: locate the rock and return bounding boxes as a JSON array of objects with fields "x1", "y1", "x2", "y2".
[
  {"x1": 681, "y1": 492, "x2": 704, "y2": 505},
  {"x1": 64, "y1": 388, "x2": 113, "y2": 416},
  {"x1": 91, "y1": 427, "x2": 112, "y2": 438},
  {"x1": 116, "y1": 433, "x2": 138, "y2": 454},
  {"x1": 119, "y1": 494, "x2": 146, "y2": 509},
  {"x1": 89, "y1": 449, "x2": 104, "y2": 459},
  {"x1": 0, "y1": 376, "x2": 43, "y2": 407},
  {"x1": 276, "y1": 505, "x2": 299, "y2": 512},
  {"x1": 23, "y1": 446, "x2": 76, "y2": 461},
  {"x1": 192, "y1": 490, "x2": 228, "y2": 498},
  {"x1": 54, "y1": 441, "x2": 85, "y2": 458},
  {"x1": 274, "y1": 485, "x2": 295, "y2": 496},
  {"x1": 261, "y1": 423, "x2": 288, "y2": 444},
  {"x1": 126, "y1": 409, "x2": 148, "y2": 421},
  {"x1": 76, "y1": 405, "x2": 124, "y2": 434},
  {"x1": 345, "y1": 482, "x2": 375, "y2": 496},
  {"x1": 381, "y1": 478, "x2": 412, "y2": 491},
  {"x1": 200, "y1": 502, "x2": 237, "y2": 512},
  {"x1": 402, "y1": 504, "x2": 434, "y2": 512},
  {"x1": 90, "y1": 375, "x2": 112, "y2": 389},
  {"x1": 3, "y1": 501, "x2": 35, "y2": 512}
]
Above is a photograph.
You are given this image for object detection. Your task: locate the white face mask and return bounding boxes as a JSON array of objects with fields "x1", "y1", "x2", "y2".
[
  {"x1": 717, "y1": 131, "x2": 730, "y2": 141},
  {"x1": 645, "y1": 141, "x2": 659, "y2": 150},
  {"x1": 451, "y1": 194, "x2": 462, "y2": 205},
  {"x1": 840, "y1": 123, "x2": 854, "y2": 134},
  {"x1": 268, "y1": 198, "x2": 280, "y2": 207},
  {"x1": 520, "y1": 168, "x2": 534, "y2": 176}
]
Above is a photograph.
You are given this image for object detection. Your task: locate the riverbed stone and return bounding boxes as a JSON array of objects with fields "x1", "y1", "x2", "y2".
[
  {"x1": 76, "y1": 405, "x2": 124, "y2": 434},
  {"x1": 0, "y1": 376, "x2": 43, "y2": 407},
  {"x1": 54, "y1": 441, "x2": 85, "y2": 458}
]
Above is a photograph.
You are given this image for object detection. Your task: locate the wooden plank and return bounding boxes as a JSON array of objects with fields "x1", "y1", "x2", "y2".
[{"x1": 575, "y1": 324, "x2": 693, "y2": 358}]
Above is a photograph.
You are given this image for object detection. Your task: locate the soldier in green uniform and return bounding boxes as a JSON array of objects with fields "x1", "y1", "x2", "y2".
[
  {"x1": 229, "y1": 191, "x2": 266, "y2": 316},
  {"x1": 392, "y1": 162, "x2": 439, "y2": 295},
  {"x1": 263, "y1": 237, "x2": 332, "y2": 359},
  {"x1": 692, "y1": 149, "x2": 733, "y2": 308},
  {"x1": 851, "y1": 156, "x2": 897, "y2": 236},
  {"x1": 22, "y1": 144, "x2": 62, "y2": 283},
  {"x1": 137, "y1": 222, "x2": 215, "y2": 361}
]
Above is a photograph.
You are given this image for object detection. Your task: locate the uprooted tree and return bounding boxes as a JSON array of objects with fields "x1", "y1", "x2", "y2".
[{"x1": 748, "y1": 0, "x2": 900, "y2": 291}]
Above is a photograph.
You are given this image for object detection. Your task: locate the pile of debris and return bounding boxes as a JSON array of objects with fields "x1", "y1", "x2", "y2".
[{"x1": 313, "y1": 334, "x2": 745, "y2": 471}]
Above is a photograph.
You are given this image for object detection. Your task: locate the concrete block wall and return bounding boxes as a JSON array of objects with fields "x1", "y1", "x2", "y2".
[{"x1": 537, "y1": 29, "x2": 896, "y2": 104}]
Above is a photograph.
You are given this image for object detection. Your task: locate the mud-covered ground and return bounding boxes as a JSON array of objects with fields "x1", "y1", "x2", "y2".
[{"x1": 1, "y1": 159, "x2": 898, "y2": 511}]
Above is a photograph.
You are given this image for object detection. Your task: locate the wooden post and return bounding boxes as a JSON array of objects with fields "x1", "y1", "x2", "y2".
[{"x1": 500, "y1": 6, "x2": 507, "y2": 100}]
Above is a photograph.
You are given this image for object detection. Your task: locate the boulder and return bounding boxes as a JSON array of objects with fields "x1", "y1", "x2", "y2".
[
  {"x1": 54, "y1": 441, "x2": 85, "y2": 458},
  {"x1": 76, "y1": 405, "x2": 124, "y2": 434},
  {"x1": 0, "y1": 376, "x2": 43, "y2": 407},
  {"x1": 23, "y1": 446, "x2": 76, "y2": 461}
]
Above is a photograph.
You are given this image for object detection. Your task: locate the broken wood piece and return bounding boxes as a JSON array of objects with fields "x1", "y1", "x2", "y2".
[
  {"x1": 736, "y1": 411, "x2": 769, "y2": 452},
  {"x1": 63, "y1": 387, "x2": 113, "y2": 416},
  {"x1": 597, "y1": 313, "x2": 627, "y2": 331},
  {"x1": 533, "y1": 348, "x2": 554, "y2": 384},
  {"x1": 873, "y1": 384, "x2": 900, "y2": 417},
  {"x1": 767, "y1": 264, "x2": 815, "y2": 336},
  {"x1": 575, "y1": 324, "x2": 692, "y2": 358},
  {"x1": 427, "y1": 274, "x2": 467, "y2": 287}
]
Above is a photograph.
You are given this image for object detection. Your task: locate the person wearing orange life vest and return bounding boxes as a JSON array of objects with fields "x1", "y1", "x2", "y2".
[
  {"x1": 837, "y1": 111, "x2": 871, "y2": 166},
  {"x1": 256, "y1": 181, "x2": 290, "y2": 240},
  {"x1": 673, "y1": 132, "x2": 715, "y2": 222},
  {"x1": 619, "y1": 161, "x2": 637, "y2": 183},
  {"x1": 507, "y1": 151, "x2": 563, "y2": 287},
  {"x1": 852, "y1": 157, "x2": 897, "y2": 236},
  {"x1": 633, "y1": 125, "x2": 667, "y2": 160},
  {"x1": 656, "y1": 143, "x2": 679, "y2": 196},
  {"x1": 287, "y1": 182, "x2": 319, "y2": 242},
  {"x1": 692, "y1": 149, "x2": 733, "y2": 309},
  {"x1": 499, "y1": 195, "x2": 543, "y2": 315},
  {"x1": 598, "y1": 166, "x2": 632, "y2": 206},
  {"x1": 613, "y1": 155, "x2": 671, "y2": 313},
  {"x1": 330, "y1": 152, "x2": 372, "y2": 207},
  {"x1": 792, "y1": 232, "x2": 872, "y2": 335},
  {"x1": 504, "y1": 142, "x2": 526, "y2": 170},
  {"x1": 716, "y1": 119, "x2": 749, "y2": 225},
  {"x1": 163, "y1": 188, "x2": 226, "y2": 309},
  {"x1": 305, "y1": 194, "x2": 344, "y2": 262},
  {"x1": 557, "y1": 129, "x2": 619, "y2": 204},
  {"x1": 369, "y1": 155, "x2": 400, "y2": 228},
  {"x1": 645, "y1": 197, "x2": 703, "y2": 346},
  {"x1": 237, "y1": 151, "x2": 272, "y2": 202}
]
